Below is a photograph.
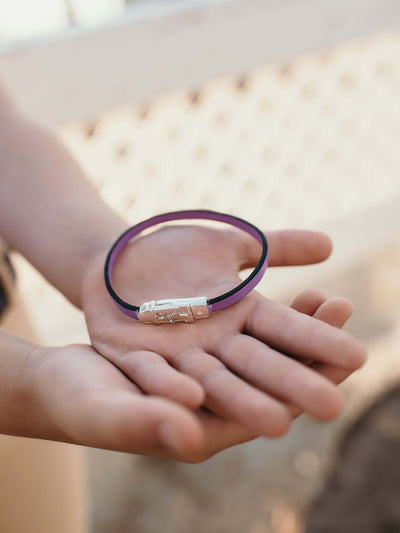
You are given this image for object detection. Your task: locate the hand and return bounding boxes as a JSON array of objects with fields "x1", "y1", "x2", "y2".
[
  {"x1": 19, "y1": 287, "x2": 353, "y2": 463},
  {"x1": 81, "y1": 225, "x2": 366, "y2": 439},
  {"x1": 18, "y1": 261, "x2": 348, "y2": 465},
  {"x1": 19, "y1": 341, "x2": 250, "y2": 461}
]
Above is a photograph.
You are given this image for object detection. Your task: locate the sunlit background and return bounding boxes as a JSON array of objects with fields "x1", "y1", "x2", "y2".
[{"x1": 1, "y1": 1, "x2": 400, "y2": 532}]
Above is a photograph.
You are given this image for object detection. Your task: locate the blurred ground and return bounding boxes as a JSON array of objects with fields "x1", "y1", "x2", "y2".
[{"x1": 306, "y1": 386, "x2": 400, "y2": 533}]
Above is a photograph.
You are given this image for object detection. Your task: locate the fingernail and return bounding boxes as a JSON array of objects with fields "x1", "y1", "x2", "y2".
[{"x1": 158, "y1": 422, "x2": 185, "y2": 454}]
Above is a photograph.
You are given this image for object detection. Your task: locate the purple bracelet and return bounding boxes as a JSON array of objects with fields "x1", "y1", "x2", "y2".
[{"x1": 104, "y1": 209, "x2": 269, "y2": 324}]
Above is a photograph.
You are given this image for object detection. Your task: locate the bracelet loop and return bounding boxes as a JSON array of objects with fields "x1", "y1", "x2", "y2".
[{"x1": 104, "y1": 210, "x2": 268, "y2": 324}]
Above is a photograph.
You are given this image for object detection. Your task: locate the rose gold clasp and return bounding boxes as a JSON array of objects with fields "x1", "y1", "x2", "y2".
[{"x1": 138, "y1": 297, "x2": 209, "y2": 324}]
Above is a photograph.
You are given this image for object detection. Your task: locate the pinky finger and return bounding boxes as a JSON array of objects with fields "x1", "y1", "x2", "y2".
[
  {"x1": 313, "y1": 297, "x2": 354, "y2": 329},
  {"x1": 310, "y1": 297, "x2": 358, "y2": 384},
  {"x1": 290, "y1": 288, "x2": 328, "y2": 316},
  {"x1": 289, "y1": 297, "x2": 363, "y2": 418}
]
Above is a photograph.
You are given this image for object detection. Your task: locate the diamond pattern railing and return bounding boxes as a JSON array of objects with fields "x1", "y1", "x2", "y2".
[{"x1": 59, "y1": 30, "x2": 400, "y2": 232}]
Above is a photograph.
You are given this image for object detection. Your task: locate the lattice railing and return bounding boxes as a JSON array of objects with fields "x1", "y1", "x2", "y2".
[{"x1": 59, "y1": 30, "x2": 400, "y2": 232}]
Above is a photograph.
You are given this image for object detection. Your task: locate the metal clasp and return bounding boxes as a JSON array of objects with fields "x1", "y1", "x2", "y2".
[{"x1": 138, "y1": 297, "x2": 209, "y2": 324}]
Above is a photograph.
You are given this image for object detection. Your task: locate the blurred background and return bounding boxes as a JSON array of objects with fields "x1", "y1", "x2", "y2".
[{"x1": 1, "y1": 1, "x2": 400, "y2": 532}]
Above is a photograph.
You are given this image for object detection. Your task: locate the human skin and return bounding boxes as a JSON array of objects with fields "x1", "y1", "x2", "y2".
[
  {"x1": 0, "y1": 85, "x2": 366, "y2": 460},
  {"x1": 82, "y1": 224, "x2": 364, "y2": 436},
  {"x1": 0, "y1": 289, "x2": 354, "y2": 463}
]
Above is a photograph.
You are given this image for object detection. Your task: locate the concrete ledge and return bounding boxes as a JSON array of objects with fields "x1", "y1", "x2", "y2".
[{"x1": 1, "y1": 0, "x2": 400, "y2": 125}]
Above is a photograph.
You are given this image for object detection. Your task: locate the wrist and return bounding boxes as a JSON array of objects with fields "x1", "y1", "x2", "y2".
[
  {"x1": 0, "y1": 330, "x2": 43, "y2": 438},
  {"x1": 4, "y1": 340, "x2": 74, "y2": 443},
  {"x1": 72, "y1": 212, "x2": 127, "y2": 310}
]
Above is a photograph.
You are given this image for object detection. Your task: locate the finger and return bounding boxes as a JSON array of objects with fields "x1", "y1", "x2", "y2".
[
  {"x1": 290, "y1": 289, "x2": 328, "y2": 365},
  {"x1": 174, "y1": 411, "x2": 258, "y2": 463},
  {"x1": 291, "y1": 294, "x2": 351, "y2": 364},
  {"x1": 195, "y1": 410, "x2": 257, "y2": 451},
  {"x1": 174, "y1": 349, "x2": 292, "y2": 438},
  {"x1": 234, "y1": 229, "x2": 332, "y2": 269},
  {"x1": 290, "y1": 289, "x2": 327, "y2": 316},
  {"x1": 123, "y1": 411, "x2": 259, "y2": 463},
  {"x1": 313, "y1": 297, "x2": 354, "y2": 328},
  {"x1": 245, "y1": 298, "x2": 367, "y2": 371},
  {"x1": 112, "y1": 350, "x2": 205, "y2": 409},
  {"x1": 309, "y1": 297, "x2": 357, "y2": 384},
  {"x1": 215, "y1": 333, "x2": 344, "y2": 421},
  {"x1": 70, "y1": 388, "x2": 204, "y2": 457},
  {"x1": 288, "y1": 297, "x2": 356, "y2": 418}
]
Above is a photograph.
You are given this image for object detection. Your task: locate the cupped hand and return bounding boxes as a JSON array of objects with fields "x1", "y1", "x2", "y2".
[
  {"x1": 81, "y1": 225, "x2": 366, "y2": 439},
  {"x1": 21, "y1": 341, "x2": 252, "y2": 461},
  {"x1": 21, "y1": 286, "x2": 355, "y2": 464}
]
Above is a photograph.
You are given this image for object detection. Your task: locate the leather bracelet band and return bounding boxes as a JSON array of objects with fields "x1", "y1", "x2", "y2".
[{"x1": 104, "y1": 209, "x2": 268, "y2": 324}]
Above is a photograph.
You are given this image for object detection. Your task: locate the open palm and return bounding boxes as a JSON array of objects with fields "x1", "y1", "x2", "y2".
[{"x1": 81, "y1": 225, "x2": 366, "y2": 440}]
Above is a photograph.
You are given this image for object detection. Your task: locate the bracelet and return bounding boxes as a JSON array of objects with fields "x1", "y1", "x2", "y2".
[{"x1": 104, "y1": 209, "x2": 268, "y2": 324}]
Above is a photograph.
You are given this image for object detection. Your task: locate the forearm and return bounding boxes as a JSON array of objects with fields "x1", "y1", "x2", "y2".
[{"x1": 0, "y1": 95, "x2": 126, "y2": 307}]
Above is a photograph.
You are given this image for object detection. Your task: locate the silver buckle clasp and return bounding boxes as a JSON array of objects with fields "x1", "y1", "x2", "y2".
[{"x1": 138, "y1": 297, "x2": 209, "y2": 324}]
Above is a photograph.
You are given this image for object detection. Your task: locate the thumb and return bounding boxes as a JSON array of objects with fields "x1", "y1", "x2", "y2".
[{"x1": 232, "y1": 228, "x2": 333, "y2": 268}]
